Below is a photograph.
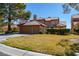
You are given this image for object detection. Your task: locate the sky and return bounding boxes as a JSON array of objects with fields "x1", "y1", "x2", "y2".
[{"x1": 26, "y1": 3, "x2": 79, "y2": 28}]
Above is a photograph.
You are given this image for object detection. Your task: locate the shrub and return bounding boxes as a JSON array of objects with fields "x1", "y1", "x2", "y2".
[
  {"x1": 57, "y1": 39, "x2": 75, "y2": 56},
  {"x1": 47, "y1": 29, "x2": 56, "y2": 34},
  {"x1": 12, "y1": 28, "x2": 19, "y2": 32},
  {"x1": 47, "y1": 28, "x2": 70, "y2": 35},
  {"x1": 70, "y1": 43, "x2": 79, "y2": 53},
  {"x1": 57, "y1": 29, "x2": 70, "y2": 35},
  {"x1": 74, "y1": 29, "x2": 79, "y2": 35}
]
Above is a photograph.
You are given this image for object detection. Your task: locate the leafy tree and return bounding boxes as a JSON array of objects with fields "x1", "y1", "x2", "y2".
[
  {"x1": 17, "y1": 10, "x2": 31, "y2": 20},
  {"x1": 33, "y1": 14, "x2": 37, "y2": 20},
  {"x1": 0, "y1": 3, "x2": 31, "y2": 33},
  {"x1": 23, "y1": 11, "x2": 31, "y2": 20},
  {"x1": 63, "y1": 3, "x2": 79, "y2": 14}
]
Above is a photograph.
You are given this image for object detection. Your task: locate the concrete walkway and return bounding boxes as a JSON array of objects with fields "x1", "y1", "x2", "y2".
[
  {"x1": 0, "y1": 44, "x2": 52, "y2": 56},
  {"x1": 0, "y1": 34, "x2": 29, "y2": 42},
  {"x1": 0, "y1": 51, "x2": 9, "y2": 56}
]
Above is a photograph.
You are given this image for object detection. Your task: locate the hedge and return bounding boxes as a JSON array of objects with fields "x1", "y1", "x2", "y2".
[
  {"x1": 47, "y1": 28, "x2": 70, "y2": 35},
  {"x1": 74, "y1": 29, "x2": 79, "y2": 35}
]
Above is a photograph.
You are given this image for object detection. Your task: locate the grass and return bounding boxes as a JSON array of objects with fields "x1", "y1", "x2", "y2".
[
  {"x1": 0, "y1": 30, "x2": 5, "y2": 34},
  {"x1": 1, "y1": 34, "x2": 79, "y2": 56}
]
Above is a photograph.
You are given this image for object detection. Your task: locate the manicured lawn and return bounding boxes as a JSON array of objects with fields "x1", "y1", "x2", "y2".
[{"x1": 1, "y1": 34, "x2": 79, "y2": 56}]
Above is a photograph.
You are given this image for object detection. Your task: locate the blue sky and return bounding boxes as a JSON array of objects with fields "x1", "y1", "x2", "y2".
[{"x1": 26, "y1": 3, "x2": 79, "y2": 28}]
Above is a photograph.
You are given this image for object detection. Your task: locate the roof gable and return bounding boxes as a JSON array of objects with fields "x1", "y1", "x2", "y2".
[
  {"x1": 24, "y1": 20, "x2": 46, "y2": 27},
  {"x1": 72, "y1": 14, "x2": 79, "y2": 18}
]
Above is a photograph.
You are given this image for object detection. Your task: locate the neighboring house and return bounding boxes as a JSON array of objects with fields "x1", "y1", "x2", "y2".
[
  {"x1": 34, "y1": 18, "x2": 45, "y2": 24},
  {"x1": 45, "y1": 17, "x2": 59, "y2": 28},
  {"x1": 56, "y1": 21, "x2": 66, "y2": 29},
  {"x1": 18, "y1": 17, "x2": 66, "y2": 34},
  {"x1": 2, "y1": 25, "x2": 19, "y2": 32},
  {"x1": 33, "y1": 17, "x2": 59, "y2": 28},
  {"x1": 18, "y1": 20, "x2": 47, "y2": 34},
  {"x1": 71, "y1": 14, "x2": 79, "y2": 32}
]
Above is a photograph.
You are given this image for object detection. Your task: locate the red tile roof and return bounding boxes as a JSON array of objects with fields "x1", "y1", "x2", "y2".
[{"x1": 23, "y1": 20, "x2": 47, "y2": 27}]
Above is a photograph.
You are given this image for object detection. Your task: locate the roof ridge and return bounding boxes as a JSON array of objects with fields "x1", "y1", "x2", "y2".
[{"x1": 24, "y1": 20, "x2": 46, "y2": 27}]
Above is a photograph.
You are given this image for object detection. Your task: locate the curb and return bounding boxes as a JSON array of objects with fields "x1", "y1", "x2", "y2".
[
  {"x1": 0, "y1": 44, "x2": 52, "y2": 56},
  {"x1": 75, "y1": 53, "x2": 79, "y2": 56}
]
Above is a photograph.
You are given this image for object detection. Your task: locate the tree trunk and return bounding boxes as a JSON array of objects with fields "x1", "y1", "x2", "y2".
[
  {"x1": 7, "y1": 18, "x2": 12, "y2": 33},
  {"x1": 6, "y1": 4, "x2": 12, "y2": 34},
  {"x1": 8, "y1": 19, "x2": 11, "y2": 31}
]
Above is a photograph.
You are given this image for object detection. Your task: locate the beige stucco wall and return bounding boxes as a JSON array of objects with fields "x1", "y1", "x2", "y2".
[
  {"x1": 71, "y1": 17, "x2": 79, "y2": 32},
  {"x1": 19, "y1": 25, "x2": 46, "y2": 34},
  {"x1": 45, "y1": 20, "x2": 59, "y2": 28},
  {"x1": 45, "y1": 21, "x2": 51, "y2": 28}
]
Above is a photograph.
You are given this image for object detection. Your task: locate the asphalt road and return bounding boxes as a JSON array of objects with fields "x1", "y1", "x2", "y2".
[{"x1": 0, "y1": 51, "x2": 9, "y2": 56}]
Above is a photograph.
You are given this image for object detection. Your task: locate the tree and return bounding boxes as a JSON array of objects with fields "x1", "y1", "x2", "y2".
[
  {"x1": 0, "y1": 3, "x2": 31, "y2": 33},
  {"x1": 33, "y1": 14, "x2": 37, "y2": 20},
  {"x1": 22, "y1": 11, "x2": 31, "y2": 20},
  {"x1": 63, "y1": 3, "x2": 79, "y2": 14},
  {"x1": 17, "y1": 10, "x2": 31, "y2": 20}
]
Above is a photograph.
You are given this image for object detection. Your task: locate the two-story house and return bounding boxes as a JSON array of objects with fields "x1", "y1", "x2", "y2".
[{"x1": 71, "y1": 14, "x2": 79, "y2": 32}]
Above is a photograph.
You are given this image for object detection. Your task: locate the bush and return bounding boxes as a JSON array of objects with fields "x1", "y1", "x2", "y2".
[
  {"x1": 74, "y1": 29, "x2": 79, "y2": 35},
  {"x1": 70, "y1": 43, "x2": 79, "y2": 53},
  {"x1": 47, "y1": 28, "x2": 70, "y2": 35},
  {"x1": 47, "y1": 29, "x2": 56, "y2": 34},
  {"x1": 57, "y1": 39, "x2": 75, "y2": 56},
  {"x1": 57, "y1": 29, "x2": 70, "y2": 35},
  {"x1": 12, "y1": 28, "x2": 19, "y2": 32}
]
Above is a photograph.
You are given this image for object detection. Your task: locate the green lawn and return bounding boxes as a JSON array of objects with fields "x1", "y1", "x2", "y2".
[
  {"x1": 0, "y1": 29, "x2": 5, "y2": 34},
  {"x1": 1, "y1": 34, "x2": 79, "y2": 56}
]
